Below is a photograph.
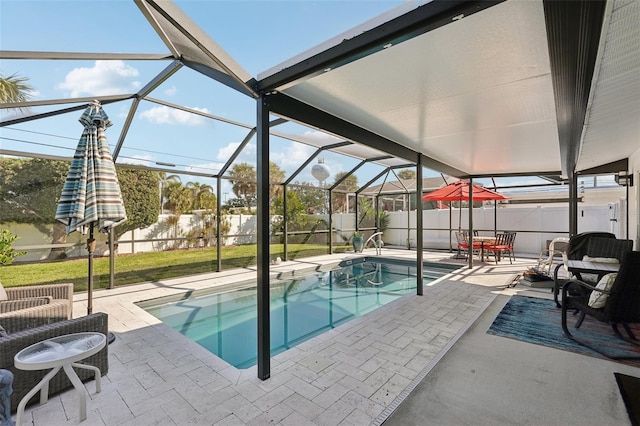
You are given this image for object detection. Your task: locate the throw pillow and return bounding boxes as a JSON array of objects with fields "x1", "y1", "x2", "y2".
[
  {"x1": 0, "y1": 282, "x2": 7, "y2": 301},
  {"x1": 582, "y1": 255, "x2": 619, "y2": 264},
  {"x1": 588, "y1": 273, "x2": 618, "y2": 309}
]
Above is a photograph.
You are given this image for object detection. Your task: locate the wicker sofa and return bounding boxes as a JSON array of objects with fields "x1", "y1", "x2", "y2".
[
  {"x1": 0, "y1": 283, "x2": 74, "y2": 334},
  {"x1": 0, "y1": 312, "x2": 109, "y2": 412}
]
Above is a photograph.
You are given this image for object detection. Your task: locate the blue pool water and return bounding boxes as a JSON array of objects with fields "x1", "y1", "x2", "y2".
[{"x1": 140, "y1": 259, "x2": 456, "y2": 368}]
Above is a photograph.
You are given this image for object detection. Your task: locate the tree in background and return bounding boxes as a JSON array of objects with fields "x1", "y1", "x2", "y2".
[
  {"x1": 0, "y1": 158, "x2": 70, "y2": 259},
  {"x1": 164, "y1": 180, "x2": 191, "y2": 215},
  {"x1": 397, "y1": 169, "x2": 416, "y2": 180},
  {"x1": 186, "y1": 181, "x2": 215, "y2": 211},
  {"x1": 269, "y1": 161, "x2": 285, "y2": 200},
  {"x1": 163, "y1": 180, "x2": 191, "y2": 244},
  {"x1": 293, "y1": 182, "x2": 327, "y2": 214},
  {"x1": 114, "y1": 168, "x2": 160, "y2": 244},
  {"x1": 159, "y1": 173, "x2": 180, "y2": 214},
  {"x1": 0, "y1": 72, "x2": 34, "y2": 111},
  {"x1": 229, "y1": 162, "x2": 256, "y2": 212},
  {"x1": 271, "y1": 190, "x2": 308, "y2": 242},
  {"x1": 332, "y1": 171, "x2": 358, "y2": 213},
  {"x1": 0, "y1": 158, "x2": 161, "y2": 258}
]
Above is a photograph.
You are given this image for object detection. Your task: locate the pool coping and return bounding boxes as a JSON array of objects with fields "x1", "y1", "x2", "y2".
[{"x1": 51, "y1": 248, "x2": 525, "y2": 425}]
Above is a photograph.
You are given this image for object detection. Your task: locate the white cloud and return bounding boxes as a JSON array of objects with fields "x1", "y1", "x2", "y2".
[
  {"x1": 139, "y1": 106, "x2": 211, "y2": 125},
  {"x1": 117, "y1": 104, "x2": 130, "y2": 119},
  {"x1": 271, "y1": 142, "x2": 315, "y2": 170},
  {"x1": 164, "y1": 85, "x2": 177, "y2": 96},
  {"x1": 56, "y1": 60, "x2": 139, "y2": 97},
  {"x1": 216, "y1": 142, "x2": 255, "y2": 162}
]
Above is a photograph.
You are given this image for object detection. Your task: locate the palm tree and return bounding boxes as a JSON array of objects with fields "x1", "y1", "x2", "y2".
[
  {"x1": 164, "y1": 181, "x2": 191, "y2": 215},
  {"x1": 186, "y1": 181, "x2": 214, "y2": 210},
  {"x1": 269, "y1": 161, "x2": 285, "y2": 200},
  {"x1": 159, "y1": 173, "x2": 181, "y2": 214},
  {"x1": 229, "y1": 162, "x2": 256, "y2": 212},
  {"x1": 0, "y1": 73, "x2": 35, "y2": 111}
]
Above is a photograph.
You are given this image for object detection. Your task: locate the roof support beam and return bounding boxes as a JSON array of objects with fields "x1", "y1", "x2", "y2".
[
  {"x1": 357, "y1": 168, "x2": 391, "y2": 196},
  {"x1": 578, "y1": 158, "x2": 629, "y2": 176},
  {"x1": 256, "y1": 95, "x2": 270, "y2": 381},
  {"x1": 257, "y1": 1, "x2": 503, "y2": 92},
  {"x1": 330, "y1": 160, "x2": 367, "y2": 191},
  {"x1": 267, "y1": 93, "x2": 416, "y2": 161},
  {"x1": 0, "y1": 51, "x2": 172, "y2": 60},
  {"x1": 284, "y1": 141, "x2": 352, "y2": 185},
  {"x1": 416, "y1": 159, "x2": 424, "y2": 295},
  {"x1": 267, "y1": 93, "x2": 459, "y2": 173},
  {"x1": 357, "y1": 164, "x2": 412, "y2": 195},
  {"x1": 0, "y1": 98, "x2": 127, "y2": 127},
  {"x1": 543, "y1": 0, "x2": 607, "y2": 178},
  {"x1": 216, "y1": 129, "x2": 256, "y2": 177}
]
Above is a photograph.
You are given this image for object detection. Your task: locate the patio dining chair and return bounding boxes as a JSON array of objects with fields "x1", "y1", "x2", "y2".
[
  {"x1": 455, "y1": 231, "x2": 481, "y2": 259},
  {"x1": 485, "y1": 233, "x2": 511, "y2": 264},
  {"x1": 454, "y1": 231, "x2": 469, "y2": 259}
]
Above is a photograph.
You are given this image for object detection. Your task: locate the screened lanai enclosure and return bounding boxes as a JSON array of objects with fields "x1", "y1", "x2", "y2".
[{"x1": 1, "y1": 0, "x2": 639, "y2": 380}]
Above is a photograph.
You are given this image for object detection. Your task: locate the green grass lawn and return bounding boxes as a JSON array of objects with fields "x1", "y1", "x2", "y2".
[{"x1": 1, "y1": 243, "x2": 352, "y2": 292}]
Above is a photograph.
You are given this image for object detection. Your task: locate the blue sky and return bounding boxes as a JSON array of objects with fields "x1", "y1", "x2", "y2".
[
  {"x1": 1, "y1": 1, "x2": 607, "y2": 196},
  {"x1": 1, "y1": 0, "x2": 426, "y2": 197}
]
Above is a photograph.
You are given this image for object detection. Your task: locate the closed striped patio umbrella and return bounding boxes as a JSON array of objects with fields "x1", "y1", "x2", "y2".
[{"x1": 55, "y1": 100, "x2": 126, "y2": 315}]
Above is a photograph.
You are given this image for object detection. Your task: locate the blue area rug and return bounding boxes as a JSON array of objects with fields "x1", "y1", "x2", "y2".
[{"x1": 487, "y1": 295, "x2": 640, "y2": 365}]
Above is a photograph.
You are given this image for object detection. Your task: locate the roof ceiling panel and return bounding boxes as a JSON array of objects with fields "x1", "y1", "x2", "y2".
[{"x1": 279, "y1": 0, "x2": 557, "y2": 176}]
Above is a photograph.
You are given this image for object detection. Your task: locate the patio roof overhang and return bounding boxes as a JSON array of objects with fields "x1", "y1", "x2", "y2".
[{"x1": 253, "y1": 0, "x2": 639, "y2": 179}]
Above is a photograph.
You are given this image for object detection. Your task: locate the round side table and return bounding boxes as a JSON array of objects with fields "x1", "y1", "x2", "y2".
[{"x1": 14, "y1": 332, "x2": 106, "y2": 425}]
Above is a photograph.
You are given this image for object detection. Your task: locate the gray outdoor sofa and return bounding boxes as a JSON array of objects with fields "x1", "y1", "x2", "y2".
[{"x1": 0, "y1": 283, "x2": 74, "y2": 334}]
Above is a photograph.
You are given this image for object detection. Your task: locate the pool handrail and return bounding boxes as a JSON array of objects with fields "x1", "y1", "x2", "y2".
[{"x1": 363, "y1": 232, "x2": 384, "y2": 255}]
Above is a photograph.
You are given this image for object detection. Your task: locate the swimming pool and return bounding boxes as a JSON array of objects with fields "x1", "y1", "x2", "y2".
[{"x1": 139, "y1": 258, "x2": 457, "y2": 368}]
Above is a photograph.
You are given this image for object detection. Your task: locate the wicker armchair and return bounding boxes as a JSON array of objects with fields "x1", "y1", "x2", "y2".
[
  {"x1": 0, "y1": 283, "x2": 74, "y2": 334},
  {"x1": 552, "y1": 232, "x2": 617, "y2": 307},
  {"x1": 0, "y1": 312, "x2": 109, "y2": 412},
  {"x1": 561, "y1": 251, "x2": 640, "y2": 359}
]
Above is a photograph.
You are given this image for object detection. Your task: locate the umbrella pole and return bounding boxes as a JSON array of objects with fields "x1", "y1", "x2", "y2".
[{"x1": 87, "y1": 223, "x2": 96, "y2": 315}]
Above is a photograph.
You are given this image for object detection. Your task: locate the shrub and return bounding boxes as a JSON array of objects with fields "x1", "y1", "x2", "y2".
[{"x1": 0, "y1": 229, "x2": 26, "y2": 265}]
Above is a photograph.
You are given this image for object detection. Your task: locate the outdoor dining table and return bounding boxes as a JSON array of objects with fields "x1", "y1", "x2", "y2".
[
  {"x1": 472, "y1": 236, "x2": 496, "y2": 262},
  {"x1": 553, "y1": 260, "x2": 620, "y2": 308},
  {"x1": 566, "y1": 259, "x2": 620, "y2": 281}
]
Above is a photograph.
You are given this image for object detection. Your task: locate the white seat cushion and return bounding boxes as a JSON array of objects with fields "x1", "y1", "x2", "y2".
[
  {"x1": 582, "y1": 255, "x2": 619, "y2": 264},
  {"x1": 588, "y1": 273, "x2": 618, "y2": 309}
]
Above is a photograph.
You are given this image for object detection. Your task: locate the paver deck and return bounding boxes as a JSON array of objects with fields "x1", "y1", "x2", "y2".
[{"x1": 17, "y1": 249, "x2": 532, "y2": 425}]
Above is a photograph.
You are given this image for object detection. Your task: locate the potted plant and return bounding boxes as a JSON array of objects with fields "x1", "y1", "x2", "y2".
[{"x1": 352, "y1": 231, "x2": 364, "y2": 252}]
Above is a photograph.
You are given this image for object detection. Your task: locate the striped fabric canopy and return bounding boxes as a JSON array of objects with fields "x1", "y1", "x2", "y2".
[{"x1": 55, "y1": 101, "x2": 127, "y2": 235}]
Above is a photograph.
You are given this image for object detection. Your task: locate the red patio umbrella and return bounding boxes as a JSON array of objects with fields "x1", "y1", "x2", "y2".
[{"x1": 422, "y1": 180, "x2": 509, "y2": 232}]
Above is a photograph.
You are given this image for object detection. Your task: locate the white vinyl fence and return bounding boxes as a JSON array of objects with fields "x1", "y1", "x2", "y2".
[{"x1": 6, "y1": 202, "x2": 625, "y2": 263}]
